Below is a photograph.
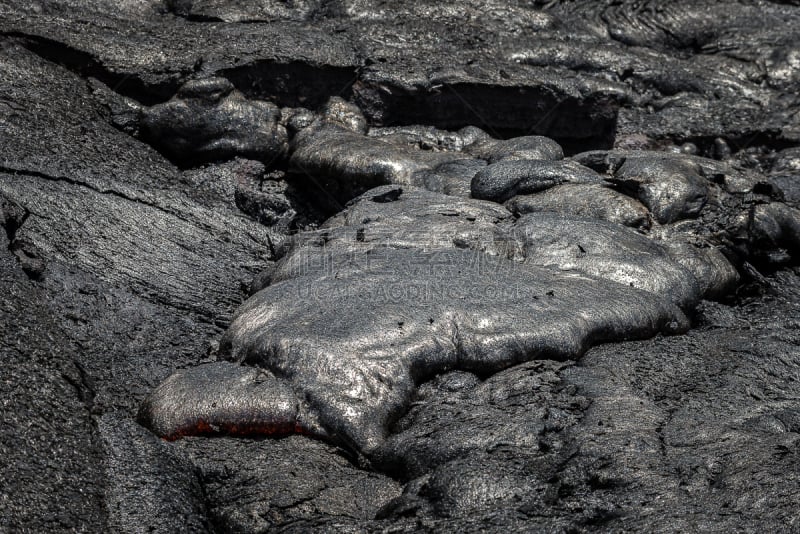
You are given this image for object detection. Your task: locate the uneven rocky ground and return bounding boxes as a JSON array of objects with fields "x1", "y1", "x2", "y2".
[{"x1": 2, "y1": 1, "x2": 800, "y2": 532}]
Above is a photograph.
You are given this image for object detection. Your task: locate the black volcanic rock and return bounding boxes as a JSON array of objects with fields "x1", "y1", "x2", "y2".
[
  {"x1": 510, "y1": 213, "x2": 703, "y2": 309},
  {"x1": 140, "y1": 77, "x2": 289, "y2": 165},
  {"x1": 3, "y1": 1, "x2": 800, "y2": 532},
  {"x1": 289, "y1": 124, "x2": 464, "y2": 204},
  {"x1": 609, "y1": 156, "x2": 709, "y2": 224},
  {"x1": 213, "y1": 245, "x2": 688, "y2": 453},
  {"x1": 467, "y1": 135, "x2": 565, "y2": 164},
  {"x1": 471, "y1": 159, "x2": 602, "y2": 203},
  {"x1": 142, "y1": 168, "x2": 798, "y2": 453},
  {"x1": 506, "y1": 183, "x2": 652, "y2": 229}
]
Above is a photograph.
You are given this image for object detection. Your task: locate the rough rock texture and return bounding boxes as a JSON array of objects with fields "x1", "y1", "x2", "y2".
[{"x1": 2, "y1": 1, "x2": 800, "y2": 533}]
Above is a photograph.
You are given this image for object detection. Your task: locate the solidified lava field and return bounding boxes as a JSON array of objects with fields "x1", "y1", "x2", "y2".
[{"x1": 2, "y1": 1, "x2": 800, "y2": 532}]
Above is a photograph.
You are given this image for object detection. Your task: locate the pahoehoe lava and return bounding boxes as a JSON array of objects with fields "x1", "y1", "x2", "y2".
[
  {"x1": 139, "y1": 98, "x2": 800, "y2": 456},
  {"x1": 4, "y1": 1, "x2": 800, "y2": 531}
]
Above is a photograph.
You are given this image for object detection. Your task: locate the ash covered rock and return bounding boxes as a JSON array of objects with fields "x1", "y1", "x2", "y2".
[
  {"x1": 176, "y1": 435, "x2": 402, "y2": 531},
  {"x1": 99, "y1": 415, "x2": 209, "y2": 532},
  {"x1": 372, "y1": 360, "x2": 586, "y2": 480}
]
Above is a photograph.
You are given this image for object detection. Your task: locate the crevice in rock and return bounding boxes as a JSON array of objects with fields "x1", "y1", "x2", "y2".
[
  {"x1": 167, "y1": 11, "x2": 280, "y2": 24},
  {"x1": 662, "y1": 133, "x2": 800, "y2": 162},
  {"x1": 2, "y1": 201, "x2": 29, "y2": 252},
  {"x1": 221, "y1": 60, "x2": 359, "y2": 110},
  {"x1": 164, "y1": 4, "x2": 225, "y2": 23},
  {"x1": 0, "y1": 194, "x2": 42, "y2": 280},
  {"x1": 2, "y1": 33, "x2": 180, "y2": 105},
  {"x1": 62, "y1": 360, "x2": 98, "y2": 413},
  {"x1": 196, "y1": 467, "x2": 224, "y2": 534},
  {"x1": 353, "y1": 80, "x2": 620, "y2": 148},
  {"x1": 0, "y1": 165, "x2": 190, "y2": 223},
  {"x1": 164, "y1": 0, "x2": 343, "y2": 23}
]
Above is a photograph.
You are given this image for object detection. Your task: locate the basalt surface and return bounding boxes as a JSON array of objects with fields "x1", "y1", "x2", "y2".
[{"x1": 2, "y1": 1, "x2": 800, "y2": 533}]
